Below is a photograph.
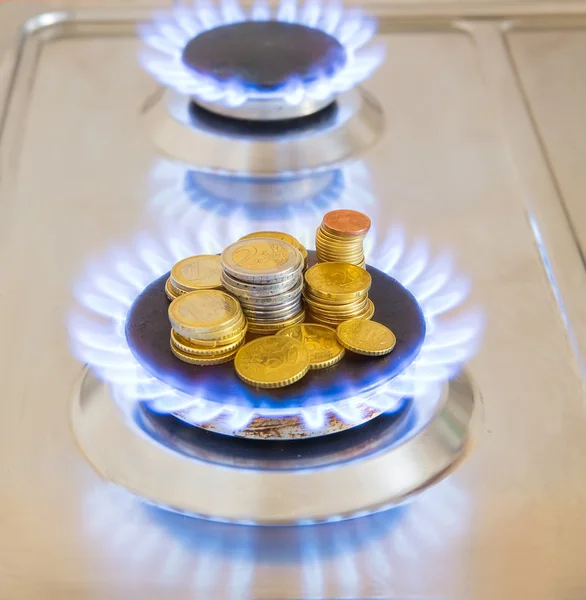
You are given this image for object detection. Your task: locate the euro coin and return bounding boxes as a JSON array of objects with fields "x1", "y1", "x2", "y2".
[
  {"x1": 170, "y1": 329, "x2": 245, "y2": 356},
  {"x1": 171, "y1": 255, "x2": 222, "y2": 291},
  {"x1": 336, "y1": 319, "x2": 396, "y2": 356},
  {"x1": 180, "y1": 322, "x2": 249, "y2": 347},
  {"x1": 170, "y1": 340, "x2": 239, "y2": 365},
  {"x1": 221, "y1": 238, "x2": 302, "y2": 283},
  {"x1": 305, "y1": 262, "x2": 371, "y2": 300},
  {"x1": 235, "y1": 336, "x2": 310, "y2": 388},
  {"x1": 165, "y1": 278, "x2": 181, "y2": 301},
  {"x1": 277, "y1": 323, "x2": 345, "y2": 370},
  {"x1": 239, "y1": 231, "x2": 307, "y2": 264},
  {"x1": 322, "y1": 210, "x2": 371, "y2": 237},
  {"x1": 168, "y1": 290, "x2": 242, "y2": 338},
  {"x1": 315, "y1": 210, "x2": 370, "y2": 268}
]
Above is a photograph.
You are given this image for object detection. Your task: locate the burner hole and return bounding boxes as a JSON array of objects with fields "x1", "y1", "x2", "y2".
[{"x1": 188, "y1": 99, "x2": 339, "y2": 135}]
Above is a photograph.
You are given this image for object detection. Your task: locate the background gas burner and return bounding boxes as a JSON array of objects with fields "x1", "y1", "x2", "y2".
[
  {"x1": 140, "y1": 0, "x2": 384, "y2": 122},
  {"x1": 139, "y1": 1, "x2": 385, "y2": 174},
  {"x1": 147, "y1": 160, "x2": 374, "y2": 234}
]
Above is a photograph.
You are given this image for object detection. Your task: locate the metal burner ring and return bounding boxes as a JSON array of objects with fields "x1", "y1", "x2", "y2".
[{"x1": 71, "y1": 369, "x2": 479, "y2": 525}]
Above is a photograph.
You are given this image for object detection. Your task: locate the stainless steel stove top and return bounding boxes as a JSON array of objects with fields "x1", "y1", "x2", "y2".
[{"x1": 2, "y1": 1, "x2": 586, "y2": 598}]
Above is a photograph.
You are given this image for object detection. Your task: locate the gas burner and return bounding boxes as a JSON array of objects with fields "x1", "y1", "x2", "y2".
[
  {"x1": 72, "y1": 368, "x2": 477, "y2": 524},
  {"x1": 140, "y1": 1, "x2": 384, "y2": 122},
  {"x1": 124, "y1": 252, "x2": 425, "y2": 438},
  {"x1": 69, "y1": 223, "x2": 482, "y2": 440}
]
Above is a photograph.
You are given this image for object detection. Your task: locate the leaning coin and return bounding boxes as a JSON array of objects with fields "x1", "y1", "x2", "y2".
[
  {"x1": 277, "y1": 323, "x2": 345, "y2": 370},
  {"x1": 234, "y1": 336, "x2": 310, "y2": 388},
  {"x1": 171, "y1": 255, "x2": 222, "y2": 291},
  {"x1": 336, "y1": 319, "x2": 396, "y2": 356}
]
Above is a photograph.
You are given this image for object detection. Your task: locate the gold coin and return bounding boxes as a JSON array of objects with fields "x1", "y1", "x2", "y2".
[
  {"x1": 170, "y1": 329, "x2": 245, "y2": 356},
  {"x1": 304, "y1": 262, "x2": 371, "y2": 300},
  {"x1": 221, "y1": 238, "x2": 302, "y2": 283},
  {"x1": 170, "y1": 340, "x2": 239, "y2": 365},
  {"x1": 179, "y1": 322, "x2": 249, "y2": 347},
  {"x1": 240, "y1": 231, "x2": 307, "y2": 263},
  {"x1": 165, "y1": 278, "x2": 181, "y2": 301},
  {"x1": 171, "y1": 255, "x2": 222, "y2": 291},
  {"x1": 336, "y1": 319, "x2": 396, "y2": 356},
  {"x1": 235, "y1": 336, "x2": 310, "y2": 388},
  {"x1": 186, "y1": 314, "x2": 247, "y2": 341},
  {"x1": 168, "y1": 290, "x2": 241, "y2": 338},
  {"x1": 277, "y1": 323, "x2": 345, "y2": 370}
]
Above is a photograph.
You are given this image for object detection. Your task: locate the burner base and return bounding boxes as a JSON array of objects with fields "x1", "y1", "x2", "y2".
[
  {"x1": 142, "y1": 87, "x2": 383, "y2": 176},
  {"x1": 192, "y1": 95, "x2": 335, "y2": 122},
  {"x1": 71, "y1": 369, "x2": 479, "y2": 525}
]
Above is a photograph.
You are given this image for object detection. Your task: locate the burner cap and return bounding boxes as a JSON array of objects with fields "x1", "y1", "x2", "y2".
[{"x1": 182, "y1": 22, "x2": 346, "y2": 91}]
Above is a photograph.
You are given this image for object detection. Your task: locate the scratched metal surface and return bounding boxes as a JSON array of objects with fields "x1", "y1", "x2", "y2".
[{"x1": 1, "y1": 1, "x2": 586, "y2": 598}]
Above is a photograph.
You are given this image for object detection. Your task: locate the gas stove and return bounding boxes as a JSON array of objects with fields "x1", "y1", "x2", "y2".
[{"x1": 2, "y1": 0, "x2": 586, "y2": 598}]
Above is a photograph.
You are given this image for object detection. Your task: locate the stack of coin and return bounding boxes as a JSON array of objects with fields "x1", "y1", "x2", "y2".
[
  {"x1": 168, "y1": 290, "x2": 247, "y2": 365},
  {"x1": 315, "y1": 210, "x2": 371, "y2": 269},
  {"x1": 221, "y1": 237, "x2": 305, "y2": 335},
  {"x1": 239, "y1": 231, "x2": 308, "y2": 271},
  {"x1": 165, "y1": 255, "x2": 223, "y2": 301},
  {"x1": 304, "y1": 262, "x2": 374, "y2": 327}
]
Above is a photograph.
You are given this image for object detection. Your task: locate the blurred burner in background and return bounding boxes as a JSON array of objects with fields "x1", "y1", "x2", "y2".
[
  {"x1": 140, "y1": 0, "x2": 384, "y2": 122},
  {"x1": 182, "y1": 21, "x2": 346, "y2": 119}
]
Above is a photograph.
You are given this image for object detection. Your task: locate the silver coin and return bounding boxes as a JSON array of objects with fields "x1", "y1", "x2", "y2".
[
  {"x1": 221, "y1": 268, "x2": 301, "y2": 293},
  {"x1": 222, "y1": 272, "x2": 302, "y2": 300},
  {"x1": 236, "y1": 277, "x2": 304, "y2": 307},
  {"x1": 221, "y1": 238, "x2": 303, "y2": 284},
  {"x1": 242, "y1": 301, "x2": 303, "y2": 321},
  {"x1": 242, "y1": 296, "x2": 302, "y2": 313}
]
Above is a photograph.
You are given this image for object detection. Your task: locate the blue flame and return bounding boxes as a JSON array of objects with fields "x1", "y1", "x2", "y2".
[
  {"x1": 69, "y1": 215, "x2": 482, "y2": 432},
  {"x1": 81, "y1": 477, "x2": 468, "y2": 592},
  {"x1": 139, "y1": 0, "x2": 384, "y2": 107}
]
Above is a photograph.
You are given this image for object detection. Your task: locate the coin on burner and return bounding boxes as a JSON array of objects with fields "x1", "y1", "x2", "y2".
[
  {"x1": 171, "y1": 255, "x2": 222, "y2": 291},
  {"x1": 336, "y1": 319, "x2": 396, "y2": 356},
  {"x1": 221, "y1": 238, "x2": 302, "y2": 283},
  {"x1": 322, "y1": 209, "x2": 371, "y2": 238},
  {"x1": 305, "y1": 262, "x2": 371, "y2": 300},
  {"x1": 239, "y1": 231, "x2": 308, "y2": 264},
  {"x1": 277, "y1": 323, "x2": 345, "y2": 370},
  {"x1": 168, "y1": 290, "x2": 241, "y2": 338},
  {"x1": 170, "y1": 340, "x2": 239, "y2": 365},
  {"x1": 234, "y1": 336, "x2": 310, "y2": 388},
  {"x1": 170, "y1": 329, "x2": 245, "y2": 356},
  {"x1": 165, "y1": 278, "x2": 181, "y2": 301}
]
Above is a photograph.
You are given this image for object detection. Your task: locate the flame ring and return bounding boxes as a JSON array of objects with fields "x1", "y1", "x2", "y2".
[
  {"x1": 140, "y1": 0, "x2": 385, "y2": 109},
  {"x1": 70, "y1": 220, "x2": 482, "y2": 435}
]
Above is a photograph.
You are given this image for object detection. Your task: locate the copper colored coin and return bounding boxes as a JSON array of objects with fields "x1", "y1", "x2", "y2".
[{"x1": 322, "y1": 210, "x2": 371, "y2": 237}]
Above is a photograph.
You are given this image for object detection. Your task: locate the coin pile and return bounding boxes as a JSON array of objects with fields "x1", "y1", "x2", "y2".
[
  {"x1": 165, "y1": 255, "x2": 223, "y2": 301},
  {"x1": 220, "y1": 237, "x2": 305, "y2": 335},
  {"x1": 239, "y1": 231, "x2": 308, "y2": 271},
  {"x1": 168, "y1": 290, "x2": 247, "y2": 365},
  {"x1": 304, "y1": 262, "x2": 374, "y2": 327},
  {"x1": 315, "y1": 209, "x2": 371, "y2": 269}
]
